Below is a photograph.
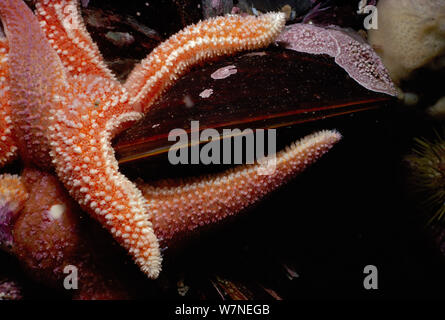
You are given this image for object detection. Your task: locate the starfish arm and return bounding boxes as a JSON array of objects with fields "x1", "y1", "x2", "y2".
[
  {"x1": 124, "y1": 12, "x2": 286, "y2": 111},
  {"x1": 0, "y1": 37, "x2": 17, "y2": 167},
  {"x1": 139, "y1": 130, "x2": 342, "y2": 246},
  {"x1": 4, "y1": 130, "x2": 340, "y2": 260},
  {"x1": 0, "y1": 0, "x2": 160, "y2": 277},
  {"x1": 0, "y1": 0, "x2": 68, "y2": 169},
  {"x1": 49, "y1": 97, "x2": 162, "y2": 278},
  {"x1": 34, "y1": 0, "x2": 117, "y2": 81}
]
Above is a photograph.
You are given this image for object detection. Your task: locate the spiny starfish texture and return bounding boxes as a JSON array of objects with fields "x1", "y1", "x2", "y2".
[
  {"x1": 141, "y1": 130, "x2": 341, "y2": 246},
  {"x1": 0, "y1": 0, "x2": 340, "y2": 279},
  {"x1": 0, "y1": 38, "x2": 17, "y2": 167},
  {"x1": 0, "y1": 131, "x2": 340, "y2": 298}
]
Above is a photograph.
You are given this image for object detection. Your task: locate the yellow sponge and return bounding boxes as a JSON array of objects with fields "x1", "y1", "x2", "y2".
[{"x1": 368, "y1": 0, "x2": 445, "y2": 84}]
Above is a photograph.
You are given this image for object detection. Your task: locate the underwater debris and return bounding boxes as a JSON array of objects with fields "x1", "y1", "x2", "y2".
[
  {"x1": 202, "y1": 0, "x2": 233, "y2": 18},
  {"x1": 199, "y1": 88, "x2": 214, "y2": 98},
  {"x1": 211, "y1": 65, "x2": 237, "y2": 80}
]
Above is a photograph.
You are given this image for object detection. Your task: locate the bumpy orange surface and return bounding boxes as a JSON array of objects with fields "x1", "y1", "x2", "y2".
[{"x1": 0, "y1": 0, "x2": 341, "y2": 281}]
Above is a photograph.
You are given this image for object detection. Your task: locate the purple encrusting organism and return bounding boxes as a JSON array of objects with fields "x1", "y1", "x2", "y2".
[
  {"x1": 0, "y1": 174, "x2": 28, "y2": 250},
  {"x1": 277, "y1": 23, "x2": 397, "y2": 96},
  {"x1": 0, "y1": 278, "x2": 22, "y2": 300},
  {"x1": 0, "y1": 203, "x2": 16, "y2": 248},
  {"x1": 202, "y1": 0, "x2": 233, "y2": 18}
]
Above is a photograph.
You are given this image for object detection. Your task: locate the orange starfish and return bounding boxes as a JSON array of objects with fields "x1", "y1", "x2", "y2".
[
  {"x1": 0, "y1": 0, "x2": 340, "y2": 279},
  {"x1": 0, "y1": 132, "x2": 340, "y2": 298}
]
